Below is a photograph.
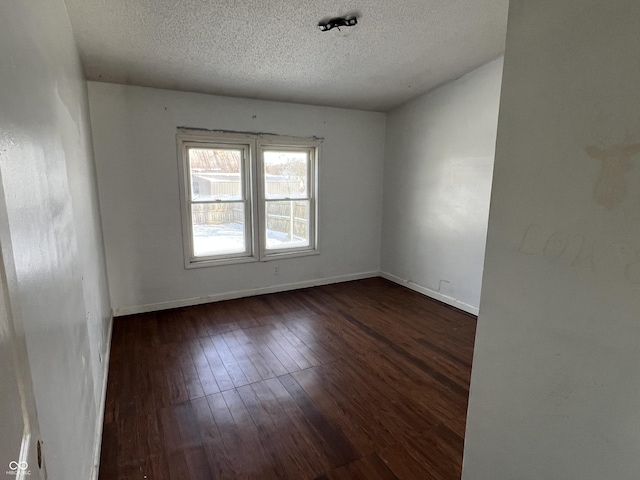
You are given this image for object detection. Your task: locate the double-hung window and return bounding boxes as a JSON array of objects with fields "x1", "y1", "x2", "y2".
[{"x1": 177, "y1": 130, "x2": 321, "y2": 267}]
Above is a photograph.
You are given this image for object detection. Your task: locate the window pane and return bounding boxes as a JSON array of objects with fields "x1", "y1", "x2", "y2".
[
  {"x1": 192, "y1": 203, "x2": 246, "y2": 257},
  {"x1": 263, "y1": 151, "x2": 308, "y2": 199},
  {"x1": 265, "y1": 200, "x2": 310, "y2": 250},
  {"x1": 189, "y1": 148, "x2": 242, "y2": 201}
]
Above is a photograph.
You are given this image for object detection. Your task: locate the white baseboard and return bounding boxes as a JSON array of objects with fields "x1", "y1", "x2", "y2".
[
  {"x1": 113, "y1": 271, "x2": 380, "y2": 317},
  {"x1": 90, "y1": 313, "x2": 114, "y2": 480},
  {"x1": 380, "y1": 272, "x2": 479, "y2": 316}
]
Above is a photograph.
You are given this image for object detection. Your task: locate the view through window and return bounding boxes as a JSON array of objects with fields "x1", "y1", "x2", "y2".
[{"x1": 177, "y1": 131, "x2": 321, "y2": 267}]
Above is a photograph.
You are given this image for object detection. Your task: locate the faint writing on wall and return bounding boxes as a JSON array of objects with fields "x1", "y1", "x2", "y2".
[
  {"x1": 585, "y1": 143, "x2": 640, "y2": 210},
  {"x1": 517, "y1": 223, "x2": 640, "y2": 285}
]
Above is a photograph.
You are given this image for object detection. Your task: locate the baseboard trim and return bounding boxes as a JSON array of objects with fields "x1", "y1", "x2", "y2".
[
  {"x1": 113, "y1": 271, "x2": 380, "y2": 317},
  {"x1": 380, "y1": 272, "x2": 479, "y2": 316},
  {"x1": 90, "y1": 313, "x2": 114, "y2": 480}
]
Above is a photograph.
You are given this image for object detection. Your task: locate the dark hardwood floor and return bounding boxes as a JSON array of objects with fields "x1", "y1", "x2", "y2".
[{"x1": 98, "y1": 277, "x2": 477, "y2": 480}]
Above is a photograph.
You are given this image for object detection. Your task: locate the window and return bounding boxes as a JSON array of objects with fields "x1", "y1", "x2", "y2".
[{"x1": 177, "y1": 130, "x2": 321, "y2": 267}]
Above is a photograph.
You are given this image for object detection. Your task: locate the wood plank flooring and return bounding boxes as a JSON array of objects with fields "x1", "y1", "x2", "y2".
[{"x1": 98, "y1": 278, "x2": 477, "y2": 480}]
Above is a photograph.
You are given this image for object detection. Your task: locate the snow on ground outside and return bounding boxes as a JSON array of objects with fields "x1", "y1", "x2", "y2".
[{"x1": 193, "y1": 223, "x2": 308, "y2": 257}]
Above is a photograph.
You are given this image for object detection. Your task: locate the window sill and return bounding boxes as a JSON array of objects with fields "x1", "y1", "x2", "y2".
[
  {"x1": 261, "y1": 248, "x2": 320, "y2": 262},
  {"x1": 183, "y1": 248, "x2": 320, "y2": 269},
  {"x1": 184, "y1": 255, "x2": 259, "y2": 269}
]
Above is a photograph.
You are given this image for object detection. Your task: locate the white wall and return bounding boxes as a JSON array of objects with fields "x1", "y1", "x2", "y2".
[
  {"x1": 88, "y1": 83, "x2": 386, "y2": 314},
  {"x1": 380, "y1": 58, "x2": 503, "y2": 314},
  {"x1": 0, "y1": 0, "x2": 112, "y2": 479},
  {"x1": 463, "y1": 1, "x2": 640, "y2": 478}
]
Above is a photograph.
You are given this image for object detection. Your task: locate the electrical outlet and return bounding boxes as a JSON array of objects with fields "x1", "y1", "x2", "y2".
[{"x1": 274, "y1": 265, "x2": 280, "y2": 275}]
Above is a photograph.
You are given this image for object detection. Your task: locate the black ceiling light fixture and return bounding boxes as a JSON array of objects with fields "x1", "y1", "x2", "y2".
[{"x1": 318, "y1": 15, "x2": 358, "y2": 32}]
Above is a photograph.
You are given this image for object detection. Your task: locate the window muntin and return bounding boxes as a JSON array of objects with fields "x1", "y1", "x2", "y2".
[{"x1": 177, "y1": 131, "x2": 320, "y2": 267}]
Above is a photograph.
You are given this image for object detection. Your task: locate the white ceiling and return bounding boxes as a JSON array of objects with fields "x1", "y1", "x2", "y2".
[{"x1": 64, "y1": 0, "x2": 509, "y2": 112}]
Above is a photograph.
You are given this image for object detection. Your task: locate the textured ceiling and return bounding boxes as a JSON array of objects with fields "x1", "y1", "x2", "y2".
[{"x1": 64, "y1": 0, "x2": 509, "y2": 112}]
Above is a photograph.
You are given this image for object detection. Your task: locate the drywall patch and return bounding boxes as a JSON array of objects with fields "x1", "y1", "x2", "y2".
[{"x1": 585, "y1": 143, "x2": 640, "y2": 210}]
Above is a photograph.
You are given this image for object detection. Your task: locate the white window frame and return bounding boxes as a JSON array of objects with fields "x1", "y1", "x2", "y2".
[
  {"x1": 177, "y1": 130, "x2": 321, "y2": 268},
  {"x1": 257, "y1": 137, "x2": 319, "y2": 261}
]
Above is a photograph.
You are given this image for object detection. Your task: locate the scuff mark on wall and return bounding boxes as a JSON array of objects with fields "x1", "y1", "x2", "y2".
[
  {"x1": 585, "y1": 143, "x2": 640, "y2": 210},
  {"x1": 515, "y1": 222, "x2": 640, "y2": 284},
  {"x1": 436, "y1": 279, "x2": 450, "y2": 292}
]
